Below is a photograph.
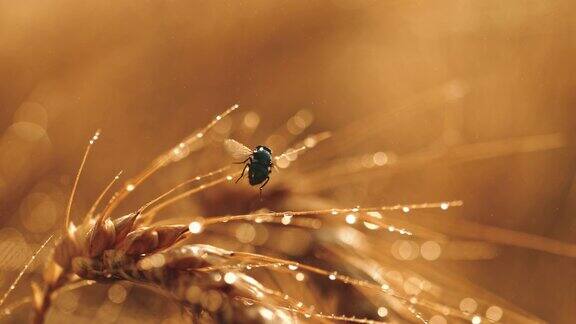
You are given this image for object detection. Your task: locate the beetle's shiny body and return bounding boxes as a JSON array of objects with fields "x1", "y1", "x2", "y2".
[
  {"x1": 237, "y1": 145, "x2": 273, "y2": 190},
  {"x1": 224, "y1": 139, "x2": 274, "y2": 194},
  {"x1": 248, "y1": 146, "x2": 272, "y2": 185}
]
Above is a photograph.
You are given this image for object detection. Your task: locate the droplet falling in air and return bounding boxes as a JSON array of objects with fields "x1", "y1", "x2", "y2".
[
  {"x1": 471, "y1": 315, "x2": 482, "y2": 324},
  {"x1": 295, "y1": 272, "x2": 305, "y2": 281}
]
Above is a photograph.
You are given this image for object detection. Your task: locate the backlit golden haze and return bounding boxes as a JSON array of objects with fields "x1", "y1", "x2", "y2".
[{"x1": 0, "y1": 1, "x2": 575, "y2": 323}]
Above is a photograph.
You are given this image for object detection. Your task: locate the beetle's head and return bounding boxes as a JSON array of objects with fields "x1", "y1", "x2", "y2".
[{"x1": 255, "y1": 145, "x2": 272, "y2": 154}]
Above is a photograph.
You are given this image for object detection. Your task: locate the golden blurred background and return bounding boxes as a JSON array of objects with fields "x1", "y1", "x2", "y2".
[{"x1": 0, "y1": 1, "x2": 575, "y2": 323}]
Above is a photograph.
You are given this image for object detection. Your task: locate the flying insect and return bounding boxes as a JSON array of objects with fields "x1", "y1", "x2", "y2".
[{"x1": 224, "y1": 139, "x2": 274, "y2": 194}]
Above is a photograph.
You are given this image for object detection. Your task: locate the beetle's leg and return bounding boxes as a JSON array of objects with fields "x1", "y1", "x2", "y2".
[
  {"x1": 236, "y1": 163, "x2": 249, "y2": 183},
  {"x1": 259, "y1": 177, "x2": 270, "y2": 190},
  {"x1": 233, "y1": 156, "x2": 252, "y2": 164},
  {"x1": 258, "y1": 177, "x2": 270, "y2": 200}
]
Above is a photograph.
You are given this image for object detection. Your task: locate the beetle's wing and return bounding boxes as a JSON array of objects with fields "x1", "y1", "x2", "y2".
[{"x1": 224, "y1": 139, "x2": 253, "y2": 160}]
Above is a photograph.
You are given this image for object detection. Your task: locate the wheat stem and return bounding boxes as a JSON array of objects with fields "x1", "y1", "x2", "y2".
[{"x1": 64, "y1": 130, "x2": 100, "y2": 229}]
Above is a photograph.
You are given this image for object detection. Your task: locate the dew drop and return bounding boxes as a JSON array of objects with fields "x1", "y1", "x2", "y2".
[
  {"x1": 328, "y1": 272, "x2": 337, "y2": 280},
  {"x1": 377, "y1": 307, "x2": 388, "y2": 317},
  {"x1": 345, "y1": 214, "x2": 357, "y2": 224},
  {"x1": 364, "y1": 221, "x2": 379, "y2": 230},
  {"x1": 304, "y1": 137, "x2": 317, "y2": 148},
  {"x1": 373, "y1": 152, "x2": 388, "y2": 166},
  {"x1": 189, "y1": 220, "x2": 204, "y2": 234},
  {"x1": 224, "y1": 272, "x2": 237, "y2": 284},
  {"x1": 281, "y1": 213, "x2": 293, "y2": 225}
]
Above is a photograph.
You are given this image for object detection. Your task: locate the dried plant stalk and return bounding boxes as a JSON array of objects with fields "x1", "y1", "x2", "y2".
[{"x1": 2, "y1": 106, "x2": 569, "y2": 324}]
